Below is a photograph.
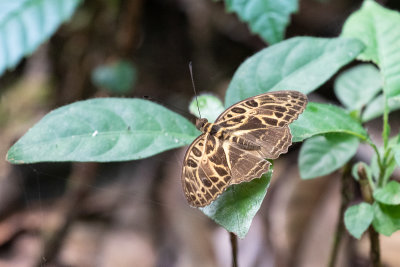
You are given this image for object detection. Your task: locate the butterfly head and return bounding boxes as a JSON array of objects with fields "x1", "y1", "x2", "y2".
[{"x1": 195, "y1": 118, "x2": 208, "y2": 131}]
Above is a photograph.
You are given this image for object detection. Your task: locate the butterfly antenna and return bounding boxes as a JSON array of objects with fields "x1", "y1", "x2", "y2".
[{"x1": 189, "y1": 61, "x2": 201, "y2": 118}]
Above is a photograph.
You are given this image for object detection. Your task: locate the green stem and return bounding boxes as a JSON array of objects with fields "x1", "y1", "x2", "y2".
[
  {"x1": 382, "y1": 153, "x2": 395, "y2": 186},
  {"x1": 369, "y1": 142, "x2": 384, "y2": 186},
  {"x1": 378, "y1": 90, "x2": 391, "y2": 187},
  {"x1": 383, "y1": 95, "x2": 390, "y2": 150}
]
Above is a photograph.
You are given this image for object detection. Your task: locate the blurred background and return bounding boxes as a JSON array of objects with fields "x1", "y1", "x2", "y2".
[{"x1": 1, "y1": 0, "x2": 400, "y2": 266}]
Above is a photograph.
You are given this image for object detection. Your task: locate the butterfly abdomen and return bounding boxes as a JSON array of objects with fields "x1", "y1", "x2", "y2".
[{"x1": 230, "y1": 136, "x2": 260, "y2": 150}]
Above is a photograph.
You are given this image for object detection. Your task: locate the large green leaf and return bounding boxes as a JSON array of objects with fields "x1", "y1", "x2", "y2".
[
  {"x1": 299, "y1": 133, "x2": 359, "y2": 179},
  {"x1": 373, "y1": 181, "x2": 400, "y2": 205},
  {"x1": 6, "y1": 98, "x2": 199, "y2": 163},
  {"x1": 334, "y1": 64, "x2": 382, "y2": 111},
  {"x1": 201, "y1": 168, "x2": 272, "y2": 238},
  {"x1": 362, "y1": 94, "x2": 400, "y2": 122},
  {"x1": 224, "y1": 0, "x2": 297, "y2": 44},
  {"x1": 372, "y1": 201, "x2": 400, "y2": 236},
  {"x1": 225, "y1": 37, "x2": 364, "y2": 107},
  {"x1": 290, "y1": 102, "x2": 369, "y2": 142},
  {"x1": 342, "y1": 0, "x2": 400, "y2": 97},
  {"x1": 344, "y1": 202, "x2": 374, "y2": 239},
  {"x1": 0, "y1": 0, "x2": 81, "y2": 76}
]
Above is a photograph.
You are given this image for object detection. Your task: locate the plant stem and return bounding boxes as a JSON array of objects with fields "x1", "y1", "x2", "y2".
[
  {"x1": 382, "y1": 94, "x2": 390, "y2": 151},
  {"x1": 368, "y1": 226, "x2": 381, "y2": 267},
  {"x1": 328, "y1": 163, "x2": 353, "y2": 267},
  {"x1": 369, "y1": 142, "x2": 384, "y2": 185},
  {"x1": 230, "y1": 232, "x2": 238, "y2": 267},
  {"x1": 378, "y1": 90, "x2": 391, "y2": 188},
  {"x1": 382, "y1": 154, "x2": 395, "y2": 186},
  {"x1": 358, "y1": 164, "x2": 381, "y2": 267}
]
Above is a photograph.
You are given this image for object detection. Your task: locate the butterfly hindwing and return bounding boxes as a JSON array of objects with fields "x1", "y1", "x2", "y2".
[
  {"x1": 223, "y1": 141, "x2": 271, "y2": 184},
  {"x1": 182, "y1": 133, "x2": 232, "y2": 207},
  {"x1": 231, "y1": 126, "x2": 292, "y2": 159}
]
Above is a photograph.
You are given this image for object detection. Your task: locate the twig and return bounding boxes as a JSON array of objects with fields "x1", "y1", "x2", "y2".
[
  {"x1": 327, "y1": 163, "x2": 353, "y2": 267},
  {"x1": 230, "y1": 232, "x2": 238, "y2": 267},
  {"x1": 35, "y1": 163, "x2": 98, "y2": 267},
  {"x1": 368, "y1": 226, "x2": 381, "y2": 267},
  {"x1": 358, "y1": 164, "x2": 381, "y2": 267}
]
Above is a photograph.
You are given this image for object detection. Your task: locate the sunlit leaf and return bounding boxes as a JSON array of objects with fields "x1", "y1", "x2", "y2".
[
  {"x1": 344, "y1": 202, "x2": 374, "y2": 239},
  {"x1": 334, "y1": 64, "x2": 382, "y2": 111},
  {"x1": 201, "y1": 168, "x2": 272, "y2": 238},
  {"x1": 342, "y1": 0, "x2": 400, "y2": 97},
  {"x1": 372, "y1": 202, "x2": 400, "y2": 236},
  {"x1": 290, "y1": 102, "x2": 369, "y2": 142},
  {"x1": 224, "y1": 0, "x2": 298, "y2": 44},
  {"x1": 362, "y1": 95, "x2": 400, "y2": 122},
  {"x1": 373, "y1": 181, "x2": 400, "y2": 205},
  {"x1": 0, "y1": 0, "x2": 81, "y2": 76},
  {"x1": 225, "y1": 37, "x2": 364, "y2": 107},
  {"x1": 299, "y1": 133, "x2": 359, "y2": 179},
  {"x1": 7, "y1": 98, "x2": 199, "y2": 163}
]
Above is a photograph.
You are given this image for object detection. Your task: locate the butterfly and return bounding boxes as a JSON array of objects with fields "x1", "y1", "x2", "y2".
[{"x1": 182, "y1": 90, "x2": 308, "y2": 207}]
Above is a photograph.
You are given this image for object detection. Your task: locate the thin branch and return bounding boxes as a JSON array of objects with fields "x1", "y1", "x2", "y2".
[
  {"x1": 35, "y1": 163, "x2": 98, "y2": 267},
  {"x1": 328, "y1": 163, "x2": 353, "y2": 267},
  {"x1": 230, "y1": 232, "x2": 238, "y2": 267},
  {"x1": 358, "y1": 164, "x2": 381, "y2": 267}
]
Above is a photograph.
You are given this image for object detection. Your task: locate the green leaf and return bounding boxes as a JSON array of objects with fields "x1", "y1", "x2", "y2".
[
  {"x1": 224, "y1": 0, "x2": 298, "y2": 44},
  {"x1": 91, "y1": 60, "x2": 137, "y2": 94},
  {"x1": 394, "y1": 144, "x2": 400, "y2": 167},
  {"x1": 372, "y1": 201, "x2": 400, "y2": 236},
  {"x1": 334, "y1": 64, "x2": 382, "y2": 111},
  {"x1": 342, "y1": 0, "x2": 400, "y2": 97},
  {"x1": 0, "y1": 0, "x2": 81, "y2": 76},
  {"x1": 188, "y1": 94, "x2": 225, "y2": 123},
  {"x1": 6, "y1": 98, "x2": 199, "y2": 163},
  {"x1": 373, "y1": 181, "x2": 400, "y2": 205},
  {"x1": 299, "y1": 133, "x2": 359, "y2": 179},
  {"x1": 225, "y1": 37, "x2": 364, "y2": 107},
  {"x1": 362, "y1": 95, "x2": 400, "y2": 122},
  {"x1": 370, "y1": 139, "x2": 398, "y2": 184},
  {"x1": 201, "y1": 168, "x2": 272, "y2": 238},
  {"x1": 290, "y1": 102, "x2": 369, "y2": 142},
  {"x1": 344, "y1": 202, "x2": 374, "y2": 239}
]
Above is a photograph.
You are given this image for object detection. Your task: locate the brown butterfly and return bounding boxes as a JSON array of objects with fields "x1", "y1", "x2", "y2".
[{"x1": 182, "y1": 90, "x2": 308, "y2": 207}]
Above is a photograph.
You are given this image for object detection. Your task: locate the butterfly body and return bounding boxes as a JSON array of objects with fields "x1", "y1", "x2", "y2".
[
  {"x1": 197, "y1": 118, "x2": 261, "y2": 150},
  {"x1": 182, "y1": 90, "x2": 307, "y2": 207}
]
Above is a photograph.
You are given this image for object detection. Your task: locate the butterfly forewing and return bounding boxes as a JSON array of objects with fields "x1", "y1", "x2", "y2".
[
  {"x1": 216, "y1": 91, "x2": 307, "y2": 127},
  {"x1": 182, "y1": 90, "x2": 308, "y2": 207}
]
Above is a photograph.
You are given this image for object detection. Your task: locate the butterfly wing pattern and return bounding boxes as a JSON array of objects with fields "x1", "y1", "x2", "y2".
[{"x1": 182, "y1": 90, "x2": 308, "y2": 207}]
